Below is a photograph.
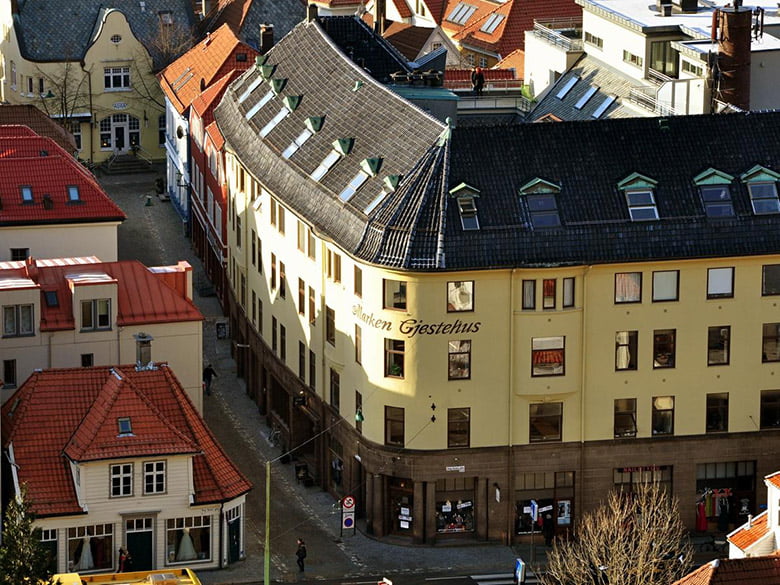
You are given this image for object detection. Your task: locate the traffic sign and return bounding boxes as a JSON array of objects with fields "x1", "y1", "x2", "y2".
[
  {"x1": 343, "y1": 495, "x2": 355, "y2": 509},
  {"x1": 342, "y1": 511, "x2": 355, "y2": 529}
]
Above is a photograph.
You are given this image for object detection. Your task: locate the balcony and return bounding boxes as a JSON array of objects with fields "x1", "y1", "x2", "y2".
[
  {"x1": 532, "y1": 19, "x2": 583, "y2": 52},
  {"x1": 628, "y1": 85, "x2": 681, "y2": 116}
]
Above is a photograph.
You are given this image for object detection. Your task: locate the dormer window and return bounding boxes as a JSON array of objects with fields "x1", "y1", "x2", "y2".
[
  {"x1": 158, "y1": 11, "x2": 173, "y2": 25},
  {"x1": 618, "y1": 173, "x2": 659, "y2": 221},
  {"x1": 519, "y1": 178, "x2": 561, "y2": 228},
  {"x1": 694, "y1": 168, "x2": 734, "y2": 217},
  {"x1": 81, "y1": 299, "x2": 111, "y2": 331},
  {"x1": 741, "y1": 165, "x2": 780, "y2": 215},
  {"x1": 21, "y1": 185, "x2": 33, "y2": 203},
  {"x1": 340, "y1": 158, "x2": 382, "y2": 202},
  {"x1": 450, "y1": 183, "x2": 480, "y2": 230},
  {"x1": 311, "y1": 138, "x2": 353, "y2": 182}
]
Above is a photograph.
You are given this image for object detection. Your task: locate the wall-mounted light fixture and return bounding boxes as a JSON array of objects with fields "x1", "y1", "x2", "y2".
[{"x1": 355, "y1": 407, "x2": 364, "y2": 422}]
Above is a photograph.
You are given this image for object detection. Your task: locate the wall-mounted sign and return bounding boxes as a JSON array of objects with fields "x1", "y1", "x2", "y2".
[
  {"x1": 113, "y1": 102, "x2": 128, "y2": 110},
  {"x1": 352, "y1": 305, "x2": 482, "y2": 338},
  {"x1": 446, "y1": 465, "x2": 466, "y2": 473}
]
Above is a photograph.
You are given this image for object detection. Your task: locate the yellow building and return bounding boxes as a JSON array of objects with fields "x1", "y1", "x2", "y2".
[
  {"x1": 0, "y1": 0, "x2": 196, "y2": 164},
  {"x1": 213, "y1": 14, "x2": 780, "y2": 544}
]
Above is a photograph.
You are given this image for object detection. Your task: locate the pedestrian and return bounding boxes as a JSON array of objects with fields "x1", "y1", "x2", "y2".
[
  {"x1": 203, "y1": 364, "x2": 217, "y2": 395},
  {"x1": 118, "y1": 547, "x2": 132, "y2": 572},
  {"x1": 471, "y1": 66, "x2": 485, "y2": 96},
  {"x1": 296, "y1": 538, "x2": 307, "y2": 572},
  {"x1": 542, "y1": 513, "x2": 555, "y2": 547}
]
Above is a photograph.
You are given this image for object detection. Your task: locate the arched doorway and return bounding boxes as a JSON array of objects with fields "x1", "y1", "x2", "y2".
[{"x1": 99, "y1": 113, "x2": 140, "y2": 154}]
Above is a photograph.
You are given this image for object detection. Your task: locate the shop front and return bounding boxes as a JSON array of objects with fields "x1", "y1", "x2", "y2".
[
  {"x1": 695, "y1": 460, "x2": 756, "y2": 533},
  {"x1": 515, "y1": 471, "x2": 575, "y2": 542},
  {"x1": 435, "y1": 477, "x2": 476, "y2": 536},
  {"x1": 388, "y1": 477, "x2": 414, "y2": 535}
]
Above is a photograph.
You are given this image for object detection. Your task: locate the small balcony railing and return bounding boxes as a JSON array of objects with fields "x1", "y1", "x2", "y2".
[
  {"x1": 628, "y1": 85, "x2": 680, "y2": 116},
  {"x1": 532, "y1": 19, "x2": 583, "y2": 52}
]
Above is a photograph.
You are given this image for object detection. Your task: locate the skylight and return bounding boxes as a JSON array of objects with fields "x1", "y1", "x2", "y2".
[
  {"x1": 447, "y1": 3, "x2": 477, "y2": 24},
  {"x1": 118, "y1": 417, "x2": 133, "y2": 435},
  {"x1": 592, "y1": 95, "x2": 616, "y2": 118},
  {"x1": 480, "y1": 13, "x2": 505, "y2": 33},
  {"x1": 625, "y1": 189, "x2": 659, "y2": 221},
  {"x1": 311, "y1": 150, "x2": 341, "y2": 182},
  {"x1": 364, "y1": 176, "x2": 400, "y2": 215},
  {"x1": 282, "y1": 128, "x2": 313, "y2": 159},
  {"x1": 238, "y1": 76, "x2": 264, "y2": 104},
  {"x1": 458, "y1": 198, "x2": 480, "y2": 230},
  {"x1": 339, "y1": 171, "x2": 370, "y2": 202},
  {"x1": 67, "y1": 185, "x2": 80, "y2": 201},
  {"x1": 555, "y1": 76, "x2": 579, "y2": 100},
  {"x1": 44, "y1": 290, "x2": 59, "y2": 307},
  {"x1": 527, "y1": 194, "x2": 561, "y2": 228},
  {"x1": 245, "y1": 90, "x2": 274, "y2": 120},
  {"x1": 574, "y1": 86, "x2": 599, "y2": 110},
  {"x1": 21, "y1": 185, "x2": 32, "y2": 202},
  {"x1": 260, "y1": 107, "x2": 289, "y2": 137},
  {"x1": 748, "y1": 183, "x2": 780, "y2": 215}
]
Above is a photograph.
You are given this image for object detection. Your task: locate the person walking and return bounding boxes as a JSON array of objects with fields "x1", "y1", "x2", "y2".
[
  {"x1": 471, "y1": 66, "x2": 485, "y2": 96},
  {"x1": 203, "y1": 364, "x2": 217, "y2": 395},
  {"x1": 296, "y1": 538, "x2": 307, "y2": 572}
]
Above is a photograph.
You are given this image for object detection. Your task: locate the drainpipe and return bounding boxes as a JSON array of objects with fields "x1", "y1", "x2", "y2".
[
  {"x1": 81, "y1": 60, "x2": 95, "y2": 164},
  {"x1": 219, "y1": 503, "x2": 225, "y2": 568},
  {"x1": 579, "y1": 266, "x2": 591, "y2": 517},
  {"x1": 506, "y1": 268, "x2": 516, "y2": 545}
]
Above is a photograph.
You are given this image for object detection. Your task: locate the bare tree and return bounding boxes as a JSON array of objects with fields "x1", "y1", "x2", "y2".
[
  {"x1": 34, "y1": 60, "x2": 91, "y2": 130},
  {"x1": 145, "y1": 20, "x2": 197, "y2": 72},
  {"x1": 541, "y1": 482, "x2": 693, "y2": 585}
]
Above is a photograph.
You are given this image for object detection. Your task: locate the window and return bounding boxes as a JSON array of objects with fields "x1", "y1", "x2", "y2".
[
  {"x1": 339, "y1": 170, "x2": 370, "y2": 202},
  {"x1": 272, "y1": 317, "x2": 277, "y2": 353},
  {"x1": 110, "y1": 34, "x2": 122, "y2": 44},
  {"x1": 446, "y1": 2, "x2": 477, "y2": 24},
  {"x1": 21, "y1": 185, "x2": 33, "y2": 203},
  {"x1": 563, "y1": 277, "x2": 575, "y2": 308},
  {"x1": 532, "y1": 336, "x2": 565, "y2": 376},
  {"x1": 707, "y1": 267, "x2": 734, "y2": 299},
  {"x1": 653, "y1": 329, "x2": 676, "y2": 368},
  {"x1": 68, "y1": 525, "x2": 113, "y2": 572},
  {"x1": 763, "y1": 265, "x2": 780, "y2": 296},
  {"x1": 615, "y1": 272, "x2": 642, "y2": 303},
  {"x1": 256, "y1": 234, "x2": 262, "y2": 273},
  {"x1": 278, "y1": 205, "x2": 286, "y2": 234},
  {"x1": 110, "y1": 463, "x2": 133, "y2": 497},
  {"x1": 44, "y1": 291, "x2": 58, "y2": 307},
  {"x1": 327, "y1": 250, "x2": 342, "y2": 282},
  {"x1": 143, "y1": 461, "x2": 165, "y2": 494},
  {"x1": 614, "y1": 398, "x2": 637, "y2": 438},
  {"x1": 448, "y1": 340, "x2": 471, "y2": 380},
  {"x1": 708, "y1": 326, "x2": 730, "y2": 366},
  {"x1": 104, "y1": 66, "x2": 130, "y2": 90},
  {"x1": 355, "y1": 324, "x2": 362, "y2": 364},
  {"x1": 574, "y1": 85, "x2": 599, "y2": 110},
  {"x1": 383, "y1": 279, "x2": 407, "y2": 310},
  {"x1": 10, "y1": 247, "x2": 29, "y2": 261},
  {"x1": 158, "y1": 114, "x2": 166, "y2": 146},
  {"x1": 270, "y1": 253, "x2": 277, "y2": 291},
  {"x1": 522, "y1": 280, "x2": 536, "y2": 310},
  {"x1": 448, "y1": 407, "x2": 471, "y2": 448},
  {"x1": 297, "y1": 222, "x2": 306, "y2": 252},
  {"x1": 3, "y1": 360, "x2": 16, "y2": 388},
  {"x1": 622, "y1": 50, "x2": 643, "y2": 68},
  {"x1": 480, "y1": 13, "x2": 504, "y2": 33},
  {"x1": 81, "y1": 299, "x2": 110, "y2": 330},
  {"x1": 279, "y1": 262, "x2": 286, "y2": 298},
  {"x1": 706, "y1": 393, "x2": 728, "y2": 433},
  {"x1": 282, "y1": 127, "x2": 313, "y2": 159},
  {"x1": 542, "y1": 279, "x2": 556, "y2": 309},
  {"x1": 700, "y1": 185, "x2": 734, "y2": 217},
  {"x1": 447, "y1": 281, "x2": 474, "y2": 312},
  {"x1": 40, "y1": 528, "x2": 57, "y2": 574},
  {"x1": 3, "y1": 304, "x2": 34, "y2": 336},
  {"x1": 457, "y1": 197, "x2": 479, "y2": 230},
  {"x1": 311, "y1": 149, "x2": 341, "y2": 181},
  {"x1": 298, "y1": 278, "x2": 305, "y2": 315},
  {"x1": 555, "y1": 76, "x2": 578, "y2": 99},
  {"x1": 298, "y1": 342, "x2": 305, "y2": 380},
  {"x1": 760, "y1": 390, "x2": 780, "y2": 429},
  {"x1": 527, "y1": 194, "x2": 561, "y2": 228},
  {"x1": 118, "y1": 417, "x2": 132, "y2": 435},
  {"x1": 584, "y1": 32, "x2": 603, "y2": 48},
  {"x1": 280, "y1": 325, "x2": 286, "y2": 362},
  {"x1": 330, "y1": 368, "x2": 340, "y2": 412},
  {"x1": 652, "y1": 396, "x2": 674, "y2": 435},
  {"x1": 615, "y1": 331, "x2": 638, "y2": 371},
  {"x1": 308, "y1": 286, "x2": 316, "y2": 324},
  {"x1": 355, "y1": 391, "x2": 363, "y2": 433},
  {"x1": 258, "y1": 298, "x2": 263, "y2": 335},
  {"x1": 385, "y1": 339, "x2": 405, "y2": 377},
  {"x1": 652, "y1": 270, "x2": 679, "y2": 302},
  {"x1": 650, "y1": 40, "x2": 678, "y2": 77},
  {"x1": 385, "y1": 406, "x2": 404, "y2": 446},
  {"x1": 326, "y1": 306, "x2": 335, "y2": 345},
  {"x1": 260, "y1": 107, "x2": 289, "y2": 137},
  {"x1": 245, "y1": 90, "x2": 275, "y2": 120},
  {"x1": 529, "y1": 402, "x2": 562, "y2": 442},
  {"x1": 309, "y1": 350, "x2": 316, "y2": 389},
  {"x1": 354, "y1": 266, "x2": 363, "y2": 297},
  {"x1": 681, "y1": 60, "x2": 703, "y2": 77},
  {"x1": 81, "y1": 353, "x2": 94, "y2": 367},
  {"x1": 747, "y1": 182, "x2": 780, "y2": 215},
  {"x1": 625, "y1": 189, "x2": 659, "y2": 221},
  {"x1": 763, "y1": 323, "x2": 780, "y2": 362},
  {"x1": 67, "y1": 186, "x2": 80, "y2": 202},
  {"x1": 166, "y1": 516, "x2": 211, "y2": 563}
]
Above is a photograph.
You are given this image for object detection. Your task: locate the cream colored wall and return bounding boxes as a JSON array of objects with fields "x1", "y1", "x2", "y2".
[{"x1": 0, "y1": 224, "x2": 119, "y2": 262}]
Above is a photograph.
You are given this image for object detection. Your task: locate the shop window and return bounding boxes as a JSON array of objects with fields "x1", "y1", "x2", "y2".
[
  {"x1": 695, "y1": 461, "x2": 755, "y2": 527},
  {"x1": 330, "y1": 368, "x2": 340, "y2": 412},
  {"x1": 68, "y1": 524, "x2": 113, "y2": 571},
  {"x1": 652, "y1": 270, "x2": 679, "y2": 302},
  {"x1": 447, "y1": 407, "x2": 470, "y2": 448},
  {"x1": 529, "y1": 402, "x2": 562, "y2": 442},
  {"x1": 652, "y1": 396, "x2": 674, "y2": 435},
  {"x1": 707, "y1": 326, "x2": 730, "y2": 366},
  {"x1": 326, "y1": 307, "x2": 335, "y2": 345},
  {"x1": 760, "y1": 390, "x2": 780, "y2": 429},
  {"x1": 706, "y1": 393, "x2": 728, "y2": 433},
  {"x1": 542, "y1": 279, "x2": 556, "y2": 309},
  {"x1": 385, "y1": 406, "x2": 404, "y2": 446},
  {"x1": 615, "y1": 272, "x2": 641, "y2": 303},
  {"x1": 653, "y1": 329, "x2": 675, "y2": 368},
  {"x1": 448, "y1": 340, "x2": 471, "y2": 380},
  {"x1": 707, "y1": 267, "x2": 734, "y2": 299},
  {"x1": 563, "y1": 277, "x2": 575, "y2": 308},
  {"x1": 166, "y1": 516, "x2": 211, "y2": 563},
  {"x1": 763, "y1": 323, "x2": 780, "y2": 362},
  {"x1": 614, "y1": 398, "x2": 637, "y2": 438},
  {"x1": 385, "y1": 338, "x2": 405, "y2": 377},
  {"x1": 615, "y1": 331, "x2": 638, "y2": 371},
  {"x1": 515, "y1": 471, "x2": 574, "y2": 535},
  {"x1": 532, "y1": 336, "x2": 565, "y2": 376},
  {"x1": 522, "y1": 280, "x2": 536, "y2": 310},
  {"x1": 613, "y1": 465, "x2": 672, "y2": 491},
  {"x1": 447, "y1": 281, "x2": 474, "y2": 312},
  {"x1": 383, "y1": 279, "x2": 407, "y2": 310},
  {"x1": 436, "y1": 495, "x2": 474, "y2": 533},
  {"x1": 762, "y1": 265, "x2": 780, "y2": 296}
]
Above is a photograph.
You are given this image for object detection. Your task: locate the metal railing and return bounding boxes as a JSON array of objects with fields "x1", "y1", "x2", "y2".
[
  {"x1": 532, "y1": 19, "x2": 583, "y2": 52},
  {"x1": 628, "y1": 85, "x2": 680, "y2": 116},
  {"x1": 647, "y1": 68, "x2": 674, "y2": 86},
  {"x1": 445, "y1": 79, "x2": 526, "y2": 91},
  {"x1": 131, "y1": 144, "x2": 154, "y2": 167}
]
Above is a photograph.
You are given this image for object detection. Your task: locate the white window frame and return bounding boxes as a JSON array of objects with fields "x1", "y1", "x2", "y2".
[
  {"x1": 104, "y1": 66, "x2": 130, "y2": 91},
  {"x1": 81, "y1": 299, "x2": 111, "y2": 330},
  {"x1": 707, "y1": 267, "x2": 734, "y2": 299},
  {"x1": 311, "y1": 150, "x2": 341, "y2": 181},
  {"x1": 748, "y1": 182, "x2": 780, "y2": 215},
  {"x1": 110, "y1": 463, "x2": 133, "y2": 497},
  {"x1": 143, "y1": 460, "x2": 166, "y2": 495},
  {"x1": 339, "y1": 170, "x2": 370, "y2": 202},
  {"x1": 3, "y1": 304, "x2": 34, "y2": 337}
]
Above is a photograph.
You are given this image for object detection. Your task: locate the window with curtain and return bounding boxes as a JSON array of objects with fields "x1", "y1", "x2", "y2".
[
  {"x1": 532, "y1": 337, "x2": 565, "y2": 376},
  {"x1": 543, "y1": 279, "x2": 556, "y2": 309},
  {"x1": 707, "y1": 267, "x2": 734, "y2": 299},
  {"x1": 615, "y1": 272, "x2": 642, "y2": 303},
  {"x1": 563, "y1": 277, "x2": 575, "y2": 308},
  {"x1": 615, "y1": 331, "x2": 638, "y2": 370},
  {"x1": 447, "y1": 281, "x2": 474, "y2": 312},
  {"x1": 652, "y1": 270, "x2": 679, "y2": 301},
  {"x1": 448, "y1": 340, "x2": 471, "y2": 379},
  {"x1": 166, "y1": 517, "x2": 211, "y2": 563},
  {"x1": 522, "y1": 280, "x2": 536, "y2": 310}
]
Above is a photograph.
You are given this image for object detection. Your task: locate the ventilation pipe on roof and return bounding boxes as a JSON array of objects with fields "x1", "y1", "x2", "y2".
[
  {"x1": 307, "y1": 3, "x2": 318, "y2": 23},
  {"x1": 260, "y1": 23, "x2": 274, "y2": 54},
  {"x1": 374, "y1": 0, "x2": 387, "y2": 35},
  {"x1": 134, "y1": 332, "x2": 154, "y2": 370},
  {"x1": 43, "y1": 194, "x2": 54, "y2": 210},
  {"x1": 24, "y1": 257, "x2": 38, "y2": 281}
]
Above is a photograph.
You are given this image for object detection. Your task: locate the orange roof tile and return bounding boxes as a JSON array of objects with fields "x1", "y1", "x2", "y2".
[
  {"x1": 672, "y1": 556, "x2": 780, "y2": 585},
  {"x1": 192, "y1": 70, "x2": 243, "y2": 127},
  {"x1": 425, "y1": 0, "x2": 448, "y2": 23},
  {"x1": 728, "y1": 510, "x2": 770, "y2": 551},
  {"x1": 0, "y1": 104, "x2": 78, "y2": 154},
  {"x1": 159, "y1": 23, "x2": 258, "y2": 114},
  {"x1": 766, "y1": 471, "x2": 780, "y2": 490},
  {"x1": 392, "y1": 0, "x2": 414, "y2": 19},
  {"x1": 2, "y1": 365, "x2": 252, "y2": 517},
  {"x1": 205, "y1": 121, "x2": 225, "y2": 151},
  {"x1": 495, "y1": 48, "x2": 525, "y2": 79}
]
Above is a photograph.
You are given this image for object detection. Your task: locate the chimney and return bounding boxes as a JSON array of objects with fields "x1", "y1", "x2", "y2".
[
  {"x1": 260, "y1": 23, "x2": 274, "y2": 54},
  {"x1": 374, "y1": 0, "x2": 387, "y2": 34},
  {"x1": 715, "y1": 4, "x2": 752, "y2": 110},
  {"x1": 748, "y1": 514, "x2": 753, "y2": 527},
  {"x1": 307, "y1": 3, "x2": 318, "y2": 23},
  {"x1": 43, "y1": 194, "x2": 54, "y2": 210},
  {"x1": 24, "y1": 256, "x2": 38, "y2": 281},
  {"x1": 134, "y1": 332, "x2": 154, "y2": 367}
]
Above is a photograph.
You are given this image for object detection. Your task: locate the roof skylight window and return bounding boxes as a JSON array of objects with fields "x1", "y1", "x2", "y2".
[
  {"x1": 67, "y1": 185, "x2": 80, "y2": 202},
  {"x1": 311, "y1": 150, "x2": 342, "y2": 182},
  {"x1": 519, "y1": 179, "x2": 562, "y2": 228},
  {"x1": 238, "y1": 76, "x2": 264, "y2": 104},
  {"x1": 21, "y1": 186, "x2": 32, "y2": 202},
  {"x1": 118, "y1": 417, "x2": 133, "y2": 435},
  {"x1": 44, "y1": 290, "x2": 59, "y2": 307},
  {"x1": 282, "y1": 128, "x2": 313, "y2": 159},
  {"x1": 245, "y1": 90, "x2": 274, "y2": 120},
  {"x1": 556, "y1": 76, "x2": 578, "y2": 99},
  {"x1": 260, "y1": 107, "x2": 289, "y2": 137},
  {"x1": 450, "y1": 182, "x2": 480, "y2": 230},
  {"x1": 619, "y1": 173, "x2": 659, "y2": 221},
  {"x1": 592, "y1": 95, "x2": 616, "y2": 118},
  {"x1": 480, "y1": 13, "x2": 505, "y2": 33},
  {"x1": 574, "y1": 86, "x2": 599, "y2": 110},
  {"x1": 741, "y1": 165, "x2": 780, "y2": 215},
  {"x1": 694, "y1": 169, "x2": 735, "y2": 218},
  {"x1": 447, "y1": 2, "x2": 477, "y2": 24},
  {"x1": 339, "y1": 171, "x2": 370, "y2": 202},
  {"x1": 364, "y1": 175, "x2": 400, "y2": 214}
]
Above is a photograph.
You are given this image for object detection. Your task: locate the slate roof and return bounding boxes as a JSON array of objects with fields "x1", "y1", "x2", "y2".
[
  {"x1": 0, "y1": 128, "x2": 126, "y2": 227},
  {"x1": 1, "y1": 365, "x2": 251, "y2": 517},
  {"x1": 0, "y1": 105, "x2": 78, "y2": 154},
  {"x1": 528, "y1": 54, "x2": 647, "y2": 122},
  {"x1": 0, "y1": 258, "x2": 203, "y2": 331},
  {"x1": 158, "y1": 23, "x2": 258, "y2": 115},
  {"x1": 215, "y1": 12, "x2": 780, "y2": 272},
  {"x1": 672, "y1": 556, "x2": 780, "y2": 585},
  {"x1": 13, "y1": 0, "x2": 196, "y2": 70},
  {"x1": 201, "y1": 0, "x2": 306, "y2": 50}
]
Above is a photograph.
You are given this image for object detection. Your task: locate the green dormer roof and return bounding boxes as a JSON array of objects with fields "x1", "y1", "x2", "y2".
[
  {"x1": 693, "y1": 168, "x2": 734, "y2": 186},
  {"x1": 305, "y1": 116, "x2": 324, "y2": 133},
  {"x1": 333, "y1": 138, "x2": 354, "y2": 155},
  {"x1": 519, "y1": 178, "x2": 560, "y2": 194},
  {"x1": 741, "y1": 165, "x2": 780, "y2": 183},
  {"x1": 449, "y1": 182, "x2": 480, "y2": 198},
  {"x1": 271, "y1": 78, "x2": 287, "y2": 94},
  {"x1": 283, "y1": 95, "x2": 302, "y2": 112},
  {"x1": 617, "y1": 172, "x2": 658, "y2": 191},
  {"x1": 360, "y1": 157, "x2": 383, "y2": 177}
]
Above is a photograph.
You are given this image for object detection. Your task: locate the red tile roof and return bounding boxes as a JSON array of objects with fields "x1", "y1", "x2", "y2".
[
  {"x1": 672, "y1": 556, "x2": 780, "y2": 585},
  {"x1": 0, "y1": 104, "x2": 78, "y2": 154},
  {"x1": 392, "y1": 0, "x2": 414, "y2": 19},
  {"x1": 192, "y1": 70, "x2": 242, "y2": 126},
  {"x1": 766, "y1": 471, "x2": 780, "y2": 490},
  {"x1": 0, "y1": 130, "x2": 126, "y2": 227},
  {"x1": 159, "y1": 23, "x2": 258, "y2": 114},
  {"x1": 382, "y1": 21, "x2": 435, "y2": 60},
  {"x1": 2, "y1": 365, "x2": 251, "y2": 517},
  {"x1": 0, "y1": 258, "x2": 202, "y2": 332},
  {"x1": 728, "y1": 510, "x2": 770, "y2": 551},
  {"x1": 425, "y1": 0, "x2": 448, "y2": 23}
]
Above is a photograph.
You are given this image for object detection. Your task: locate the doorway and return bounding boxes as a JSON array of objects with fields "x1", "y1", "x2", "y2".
[
  {"x1": 99, "y1": 113, "x2": 140, "y2": 154},
  {"x1": 125, "y1": 517, "x2": 154, "y2": 571},
  {"x1": 387, "y1": 477, "x2": 414, "y2": 536}
]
